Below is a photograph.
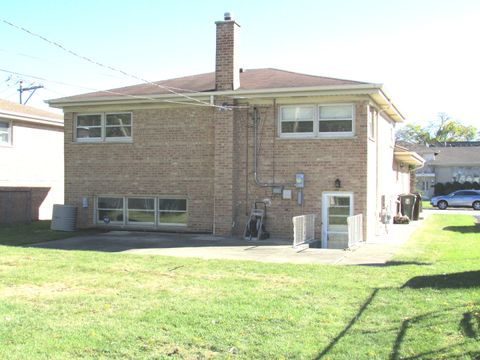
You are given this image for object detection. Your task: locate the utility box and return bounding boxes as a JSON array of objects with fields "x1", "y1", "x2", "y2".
[
  {"x1": 399, "y1": 194, "x2": 416, "y2": 220},
  {"x1": 295, "y1": 173, "x2": 305, "y2": 188}
]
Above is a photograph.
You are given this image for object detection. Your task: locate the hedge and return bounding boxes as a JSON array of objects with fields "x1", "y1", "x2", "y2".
[{"x1": 434, "y1": 181, "x2": 480, "y2": 196}]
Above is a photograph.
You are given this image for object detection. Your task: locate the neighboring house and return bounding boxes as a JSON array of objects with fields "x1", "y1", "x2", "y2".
[
  {"x1": 47, "y1": 13, "x2": 423, "y2": 246},
  {"x1": 409, "y1": 142, "x2": 480, "y2": 198},
  {"x1": 0, "y1": 99, "x2": 64, "y2": 223}
]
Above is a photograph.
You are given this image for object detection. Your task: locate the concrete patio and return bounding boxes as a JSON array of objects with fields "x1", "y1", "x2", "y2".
[{"x1": 30, "y1": 212, "x2": 434, "y2": 265}]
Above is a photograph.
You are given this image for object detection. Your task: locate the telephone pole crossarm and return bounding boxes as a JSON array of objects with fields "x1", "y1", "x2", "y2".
[{"x1": 18, "y1": 81, "x2": 44, "y2": 105}]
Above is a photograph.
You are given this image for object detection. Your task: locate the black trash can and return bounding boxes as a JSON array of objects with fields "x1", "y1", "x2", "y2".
[
  {"x1": 412, "y1": 193, "x2": 422, "y2": 220},
  {"x1": 399, "y1": 194, "x2": 417, "y2": 220}
]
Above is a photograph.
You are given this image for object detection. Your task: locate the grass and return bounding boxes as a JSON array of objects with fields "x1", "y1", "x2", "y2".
[
  {"x1": 0, "y1": 221, "x2": 102, "y2": 246},
  {"x1": 0, "y1": 215, "x2": 479, "y2": 359},
  {"x1": 422, "y1": 200, "x2": 433, "y2": 209}
]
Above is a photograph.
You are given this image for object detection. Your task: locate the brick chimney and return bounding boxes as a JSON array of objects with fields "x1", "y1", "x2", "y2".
[{"x1": 215, "y1": 12, "x2": 240, "y2": 91}]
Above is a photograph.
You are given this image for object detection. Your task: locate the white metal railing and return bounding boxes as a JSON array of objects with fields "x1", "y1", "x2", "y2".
[
  {"x1": 347, "y1": 214, "x2": 363, "y2": 247},
  {"x1": 292, "y1": 214, "x2": 316, "y2": 248}
]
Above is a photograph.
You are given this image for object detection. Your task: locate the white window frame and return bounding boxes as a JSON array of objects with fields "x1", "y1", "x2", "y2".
[
  {"x1": 95, "y1": 196, "x2": 187, "y2": 227},
  {"x1": 75, "y1": 112, "x2": 133, "y2": 143},
  {"x1": 96, "y1": 196, "x2": 125, "y2": 225},
  {"x1": 278, "y1": 105, "x2": 315, "y2": 138},
  {"x1": 126, "y1": 197, "x2": 156, "y2": 226},
  {"x1": 278, "y1": 103, "x2": 355, "y2": 138},
  {"x1": 158, "y1": 197, "x2": 188, "y2": 227},
  {"x1": 318, "y1": 103, "x2": 355, "y2": 138},
  {"x1": 0, "y1": 120, "x2": 12, "y2": 146}
]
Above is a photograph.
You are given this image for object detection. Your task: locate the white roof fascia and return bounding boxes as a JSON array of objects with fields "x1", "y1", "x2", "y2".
[
  {"x1": 47, "y1": 84, "x2": 384, "y2": 108},
  {"x1": 369, "y1": 89, "x2": 404, "y2": 123},
  {"x1": 0, "y1": 110, "x2": 63, "y2": 127}
]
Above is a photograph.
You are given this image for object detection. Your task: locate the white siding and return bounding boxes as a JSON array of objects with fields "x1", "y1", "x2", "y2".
[{"x1": 0, "y1": 121, "x2": 64, "y2": 219}]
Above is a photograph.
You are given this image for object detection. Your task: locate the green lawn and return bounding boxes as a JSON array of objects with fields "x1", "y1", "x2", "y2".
[
  {"x1": 0, "y1": 221, "x2": 102, "y2": 246},
  {"x1": 422, "y1": 200, "x2": 433, "y2": 209},
  {"x1": 0, "y1": 215, "x2": 479, "y2": 359}
]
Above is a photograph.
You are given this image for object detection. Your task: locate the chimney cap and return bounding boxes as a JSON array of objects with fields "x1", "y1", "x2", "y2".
[{"x1": 224, "y1": 12, "x2": 232, "y2": 21}]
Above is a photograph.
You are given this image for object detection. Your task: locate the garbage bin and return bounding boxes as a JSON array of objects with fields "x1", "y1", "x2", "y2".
[
  {"x1": 412, "y1": 193, "x2": 422, "y2": 220},
  {"x1": 399, "y1": 194, "x2": 416, "y2": 220}
]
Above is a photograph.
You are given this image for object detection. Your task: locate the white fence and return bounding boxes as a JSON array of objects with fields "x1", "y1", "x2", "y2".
[
  {"x1": 347, "y1": 214, "x2": 363, "y2": 247},
  {"x1": 292, "y1": 214, "x2": 316, "y2": 248}
]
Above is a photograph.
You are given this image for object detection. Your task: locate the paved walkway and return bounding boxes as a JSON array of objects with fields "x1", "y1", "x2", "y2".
[
  {"x1": 32, "y1": 213, "x2": 440, "y2": 266},
  {"x1": 33, "y1": 209, "x2": 479, "y2": 265}
]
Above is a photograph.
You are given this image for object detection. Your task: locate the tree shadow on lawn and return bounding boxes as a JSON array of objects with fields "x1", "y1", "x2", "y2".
[
  {"x1": 443, "y1": 225, "x2": 480, "y2": 234},
  {"x1": 358, "y1": 261, "x2": 432, "y2": 267},
  {"x1": 390, "y1": 307, "x2": 480, "y2": 360},
  {"x1": 314, "y1": 288, "x2": 379, "y2": 359},
  {"x1": 460, "y1": 311, "x2": 480, "y2": 339},
  {"x1": 402, "y1": 270, "x2": 480, "y2": 289},
  {"x1": 314, "y1": 282, "x2": 479, "y2": 359}
]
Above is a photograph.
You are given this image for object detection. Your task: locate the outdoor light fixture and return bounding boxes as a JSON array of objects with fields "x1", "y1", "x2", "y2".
[{"x1": 335, "y1": 178, "x2": 341, "y2": 188}]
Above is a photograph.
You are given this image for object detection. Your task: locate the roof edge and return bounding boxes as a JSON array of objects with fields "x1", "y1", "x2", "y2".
[
  {"x1": 394, "y1": 146, "x2": 425, "y2": 169},
  {"x1": 0, "y1": 109, "x2": 63, "y2": 127},
  {"x1": 47, "y1": 83, "x2": 383, "y2": 107}
]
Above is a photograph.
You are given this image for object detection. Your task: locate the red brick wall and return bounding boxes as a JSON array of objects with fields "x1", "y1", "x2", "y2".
[
  {"x1": 64, "y1": 107, "x2": 215, "y2": 232},
  {"x1": 231, "y1": 102, "x2": 369, "y2": 238},
  {"x1": 64, "y1": 99, "x2": 369, "y2": 240}
]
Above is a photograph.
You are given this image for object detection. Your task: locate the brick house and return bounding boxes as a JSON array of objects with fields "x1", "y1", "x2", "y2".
[
  {"x1": 0, "y1": 99, "x2": 63, "y2": 223},
  {"x1": 48, "y1": 14, "x2": 423, "y2": 246}
]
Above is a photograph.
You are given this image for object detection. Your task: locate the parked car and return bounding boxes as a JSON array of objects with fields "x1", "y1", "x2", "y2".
[{"x1": 430, "y1": 190, "x2": 480, "y2": 210}]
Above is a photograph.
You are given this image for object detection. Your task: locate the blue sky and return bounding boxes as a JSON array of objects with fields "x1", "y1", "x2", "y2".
[{"x1": 1, "y1": 0, "x2": 479, "y2": 127}]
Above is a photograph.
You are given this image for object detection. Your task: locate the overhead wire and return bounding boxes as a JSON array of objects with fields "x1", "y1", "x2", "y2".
[
  {"x1": 0, "y1": 18, "x2": 231, "y2": 110},
  {"x1": 0, "y1": 68, "x2": 216, "y2": 107}
]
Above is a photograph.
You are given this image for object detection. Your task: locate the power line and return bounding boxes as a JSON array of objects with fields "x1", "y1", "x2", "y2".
[
  {"x1": 0, "y1": 68, "x2": 216, "y2": 107},
  {"x1": 0, "y1": 18, "x2": 229, "y2": 110}
]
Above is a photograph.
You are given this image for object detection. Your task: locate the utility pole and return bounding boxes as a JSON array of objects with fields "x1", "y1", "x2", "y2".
[{"x1": 18, "y1": 80, "x2": 44, "y2": 105}]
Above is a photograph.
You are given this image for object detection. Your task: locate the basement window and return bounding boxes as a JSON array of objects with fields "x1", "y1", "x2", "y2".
[
  {"x1": 158, "y1": 199, "x2": 187, "y2": 225},
  {"x1": 279, "y1": 104, "x2": 355, "y2": 138},
  {"x1": 127, "y1": 197, "x2": 155, "y2": 225},
  {"x1": 97, "y1": 197, "x2": 124, "y2": 224},
  {"x1": 96, "y1": 196, "x2": 187, "y2": 227},
  {"x1": 75, "y1": 112, "x2": 132, "y2": 142}
]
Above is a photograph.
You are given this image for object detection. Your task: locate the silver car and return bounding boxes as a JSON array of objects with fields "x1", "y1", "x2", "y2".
[{"x1": 430, "y1": 190, "x2": 480, "y2": 210}]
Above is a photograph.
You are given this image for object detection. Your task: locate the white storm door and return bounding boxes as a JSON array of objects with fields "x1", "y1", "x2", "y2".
[{"x1": 322, "y1": 193, "x2": 353, "y2": 249}]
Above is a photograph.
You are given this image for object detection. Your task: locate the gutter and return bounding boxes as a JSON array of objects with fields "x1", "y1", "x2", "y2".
[
  {"x1": 0, "y1": 110, "x2": 63, "y2": 127},
  {"x1": 46, "y1": 83, "x2": 384, "y2": 107},
  {"x1": 394, "y1": 150, "x2": 425, "y2": 169},
  {"x1": 369, "y1": 90, "x2": 404, "y2": 123}
]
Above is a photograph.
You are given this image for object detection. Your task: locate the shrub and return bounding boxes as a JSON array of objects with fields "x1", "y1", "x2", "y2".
[
  {"x1": 434, "y1": 183, "x2": 445, "y2": 196},
  {"x1": 393, "y1": 215, "x2": 410, "y2": 224},
  {"x1": 434, "y1": 181, "x2": 480, "y2": 195}
]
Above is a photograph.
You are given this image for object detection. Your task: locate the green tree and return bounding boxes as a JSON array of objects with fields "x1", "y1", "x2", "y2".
[{"x1": 396, "y1": 113, "x2": 478, "y2": 145}]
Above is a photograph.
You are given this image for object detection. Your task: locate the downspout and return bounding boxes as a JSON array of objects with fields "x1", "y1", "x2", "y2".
[{"x1": 253, "y1": 106, "x2": 295, "y2": 187}]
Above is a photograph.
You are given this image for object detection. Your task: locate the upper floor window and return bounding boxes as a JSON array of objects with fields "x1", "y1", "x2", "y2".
[
  {"x1": 75, "y1": 112, "x2": 132, "y2": 142},
  {"x1": 280, "y1": 106, "x2": 314, "y2": 136},
  {"x1": 279, "y1": 104, "x2": 355, "y2": 138},
  {"x1": 0, "y1": 121, "x2": 11, "y2": 146}
]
